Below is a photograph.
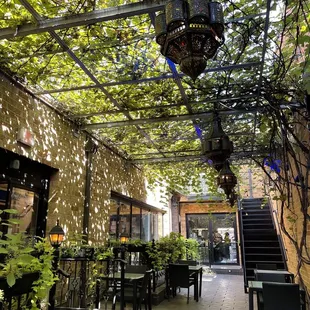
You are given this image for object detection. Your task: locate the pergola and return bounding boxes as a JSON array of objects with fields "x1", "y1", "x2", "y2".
[{"x1": 0, "y1": 0, "x2": 307, "y2": 173}]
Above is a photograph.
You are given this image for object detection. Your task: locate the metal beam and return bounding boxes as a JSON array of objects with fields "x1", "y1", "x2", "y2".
[
  {"x1": 0, "y1": 1, "x2": 166, "y2": 40},
  {"x1": 114, "y1": 131, "x2": 254, "y2": 146},
  {"x1": 70, "y1": 95, "x2": 258, "y2": 119},
  {"x1": 34, "y1": 62, "x2": 262, "y2": 95},
  {"x1": 81, "y1": 108, "x2": 261, "y2": 129},
  {"x1": 19, "y1": 0, "x2": 167, "y2": 159},
  {"x1": 0, "y1": 5, "x2": 266, "y2": 41},
  {"x1": 130, "y1": 150, "x2": 268, "y2": 164}
]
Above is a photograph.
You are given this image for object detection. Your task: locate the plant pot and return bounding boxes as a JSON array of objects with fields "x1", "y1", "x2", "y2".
[{"x1": 0, "y1": 272, "x2": 40, "y2": 297}]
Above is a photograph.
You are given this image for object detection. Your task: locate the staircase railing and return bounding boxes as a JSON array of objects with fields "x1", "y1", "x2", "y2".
[
  {"x1": 267, "y1": 198, "x2": 288, "y2": 270},
  {"x1": 237, "y1": 198, "x2": 247, "y2": 292}
]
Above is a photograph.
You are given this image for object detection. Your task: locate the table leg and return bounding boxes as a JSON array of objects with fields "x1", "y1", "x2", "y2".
[
  {"x1": 199, "y1": 268, "x2": 202, "y2": 297},
  {"x1": 194, "y1": 274, "x2": 198, "y2": 302},
  {"x1": 249, "y1": 288, "x2": 253, "y2": 310},
  {"x1": 148, "y1": 277, "x2": 152, "y2": 310},
  {"x1": 133, "y1": 281, "x2": 137, "y2": 310}
]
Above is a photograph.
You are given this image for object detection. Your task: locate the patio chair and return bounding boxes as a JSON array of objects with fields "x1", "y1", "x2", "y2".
[
  {"x1": 256, "y1": 273, "x2": 286, "y2": 282},
  {"x1": 113, "y1": 269, "x2": 152, "y2": 310},
  {"x1": 256, "y1": 272, "x2": 287, "y2": 310},
  {"x1": 256, "y1": 263, "x2": 278, "y2": 270},
  {"x1": 168, "y1": 264, "x2": 198, "y2": 304},
  {"x1": 126, "y1": 265, "x2": 148, "y2": 273},
  {"x1": 178, "y1": 260, "x2": 198, "y2": 266},
  {"x1": 262, "y1": 282, "x2": 300, "y2": 310}
]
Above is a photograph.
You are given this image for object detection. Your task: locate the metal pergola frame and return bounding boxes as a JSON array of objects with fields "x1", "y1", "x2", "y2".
[{"x1": 0, "y1": 0, "x2": 276, "y2": 165}]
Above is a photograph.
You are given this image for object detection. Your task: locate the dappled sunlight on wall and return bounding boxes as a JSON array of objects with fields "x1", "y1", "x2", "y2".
[
  {"x1": 90, "y1": 146, "x2": 147, "y2": 243},
  {"x1": 0, "y1": 75, "x2": 148, "y2": 243},
  {"x1": 0, "y1": 77, "x2": 86, "y2": 234}
]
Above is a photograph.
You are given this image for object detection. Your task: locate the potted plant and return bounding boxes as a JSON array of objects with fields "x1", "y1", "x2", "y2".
[{"x1": 0, "y1": 209, "x2": 57, "y2": 309}]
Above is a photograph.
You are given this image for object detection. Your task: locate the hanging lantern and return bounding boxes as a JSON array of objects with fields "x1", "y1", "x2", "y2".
[
  {"x1": 217, "y1": 160, "x2": 237, "y2": 199},
  {"x1": 202, "y1": 113, "x2": 233, "y2": 171},
  {"x1": 228, "y1": 190, "x2": 238, "y2": 207},
  {"x1": 155, "y1": 0, "x2": 224, "y2": 80}
]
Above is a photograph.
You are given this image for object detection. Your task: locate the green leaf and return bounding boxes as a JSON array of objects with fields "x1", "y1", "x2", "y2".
[
  {"x1": 3, "y1": 209, "x2": 18, "y2": 214},
  {"x1": 7, "y1": 272, "x2": 16, "y2": 287},
  {"x1": 19, "y1": 254, "x2": 35, "y2": 263},
  {"x1": 0, "y1": 247, "x2": 8, "y2": 254}
]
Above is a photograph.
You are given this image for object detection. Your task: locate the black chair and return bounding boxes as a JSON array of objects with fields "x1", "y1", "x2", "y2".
[
  {"x1": 262, "y1": 282, "x2": 301, "y2": 310},
  {"x1": 168, "y1": 264, "x2": 197, "y2": 303},
  {"x1": 256, "y1": 273, "x2": 286, "y2": 283},
  {"x1": 126, "y1": 265, "x2": 148, "y2": 273},
  {"x1": 178, "y1": 260, "x2": 197, "y2": 266},
  {"x1": 256, "y1": 263, "x2": 277, "y2": 270},
  {"x1": 114, "y1": 270, "x2": 152, "y2": 310}
]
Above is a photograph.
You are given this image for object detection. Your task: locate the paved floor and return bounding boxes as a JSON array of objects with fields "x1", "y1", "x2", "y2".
[
  {"x1": 153, "y1": 274, "x2": 250, "y2": 310},
  {"x1": 100, "y1": 273, "x2": 254, "y2": 310}
]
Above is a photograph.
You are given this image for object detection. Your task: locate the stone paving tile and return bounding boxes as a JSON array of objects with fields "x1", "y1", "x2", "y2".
[{"x1": 100, "y1": 274, "x2": 256, "y2": 310}]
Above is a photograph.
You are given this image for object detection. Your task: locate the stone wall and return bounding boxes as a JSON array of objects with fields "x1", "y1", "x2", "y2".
[{"x1": 0, "y1": 73, "x2": 146, "y2": 243}]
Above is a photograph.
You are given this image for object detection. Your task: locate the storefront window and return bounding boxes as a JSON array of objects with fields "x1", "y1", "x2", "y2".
[
  {"x1": 141, "y1": 209, "x2": 150, "y2": 242},
  {"x1": 108, "y1": 200, "x2": 119, "y2": 236},
  {"x1": 119, "y1": 203, "x2": 130, "y2": 236},
  {"x1": 131, "y1": 206, "x2": 141, "y2": 239}
]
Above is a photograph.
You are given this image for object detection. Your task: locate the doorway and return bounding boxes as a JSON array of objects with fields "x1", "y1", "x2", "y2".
[
  {"x1": 186, "y1": 213, "x2": 238, "y2": 265},
  {"x1": 0, "y1": 148, "x2": 56, "y2": 237}
]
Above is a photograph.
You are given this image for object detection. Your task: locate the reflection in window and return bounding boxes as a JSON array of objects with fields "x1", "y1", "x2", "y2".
[{"x1": 10, "y1": 187, "x2": 37, "y2": 235}]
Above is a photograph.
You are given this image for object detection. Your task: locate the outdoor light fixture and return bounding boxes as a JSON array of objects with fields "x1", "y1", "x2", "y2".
[
  {"x1": 155, "y1": 0, "x2": 224, "y2": 80},
  {"x1": 49, "y1": 220, "x2": 65, "y2": 248},
  {"x1": 217, "y1": 160, "x2": 237, "y2": 199},
  {"x1": 120, "y1": 232, "x2": 129, "y2": 244},
  {"x1": 202, "y1": 113, "x2": 233, "y2": 171}
]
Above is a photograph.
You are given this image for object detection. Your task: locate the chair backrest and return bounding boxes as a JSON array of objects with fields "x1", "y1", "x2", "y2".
[
  {"x1": 256, "y1": 263, "x2": 277, "y2": 270},
  {"x1": 178, "y1": 260, "x2": 197, "y2": 266},
  {"x1": 169, "y1": 264, "x2": 190, "y2": 288},
  {"x1": 256, "y1": 273, "x2": 286, "y2": 283},
  {"x1": 262, "y1": 282, "x2": 300, "y2": 310},
  {"x1": 126, "y1": 265, "x2": 147, "y2": 274},
  {"x1": 138, "y1": 270, "x2": 152, "y2": 301}
]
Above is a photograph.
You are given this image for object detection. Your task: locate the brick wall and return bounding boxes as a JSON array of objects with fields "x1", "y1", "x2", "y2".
[{"x1": 0, "y1": 73, "x2": 146, "y2": 244}]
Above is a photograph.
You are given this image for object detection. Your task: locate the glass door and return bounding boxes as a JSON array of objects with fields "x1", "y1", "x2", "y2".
[
  {"x1": 210, "y1": 213, "x2": 238, "y2": 264},
  {"x1": 187, "y1": 214, "x2": 211, "y2": 265},
  {"x1": 186, "y1": 213, "x2": 238, "y2": 265}
]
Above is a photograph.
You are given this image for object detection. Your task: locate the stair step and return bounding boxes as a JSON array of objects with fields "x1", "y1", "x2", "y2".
[
  {"x1": 243, "y1": 228, "x2": 275, "y2": 233},
  {"x1": 242, "y1": 209, "x2": 270, "y2": 214},
  {"x1": 244, "y1": 248, "x2": 282, "y2": 255},
  {"x1": 245, "y1": 260, "x2": 285, "y2": 266},
  {"x1": 243, "y1": 235, "x2": 278, "y2": 241},
  {"x1": 243, "y1": 224, "x2": 274, "y2": 229}
]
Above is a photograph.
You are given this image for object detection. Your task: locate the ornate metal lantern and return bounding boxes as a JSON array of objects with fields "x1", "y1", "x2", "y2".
[
  {"x1": 202, "y1": 113, "x2": 233, "y2": 171},
  {"x1": 49, "y1": 220, "x2": 65, "y2": 248},
  {"x1": 155, "y1": 0, "x2": 224, "y2": 80},
  {"x1": 217, "y1": 160, "x2": 237, "y2": 199}
]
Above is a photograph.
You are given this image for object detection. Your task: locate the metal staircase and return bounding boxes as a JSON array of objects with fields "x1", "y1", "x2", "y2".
[{"x1": 239, "y1": 198, "x2": 287, "y2": 291}]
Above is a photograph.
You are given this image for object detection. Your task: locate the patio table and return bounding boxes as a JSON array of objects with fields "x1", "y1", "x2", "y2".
[
  {"x1": 97, "y1": 272, "x2": 145, "y2": 310},
  {"x1": 254, "y1": 269, "x2": 294, "y2": 283},
  {"x1": 248, "y1": 280, "x2": 305, "y2": 310},
  {"x1": 188, "y1": 266, "x2": 203, "y2": 297}
]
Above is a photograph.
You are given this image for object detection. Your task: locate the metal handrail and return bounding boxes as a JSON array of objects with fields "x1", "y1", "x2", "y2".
[
  {"x1": 267, "y1": 197, "x2": 288, "y2": 269},
  {"x1": 237, "y1": 198, "x2": 247, "y2": 291}
]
